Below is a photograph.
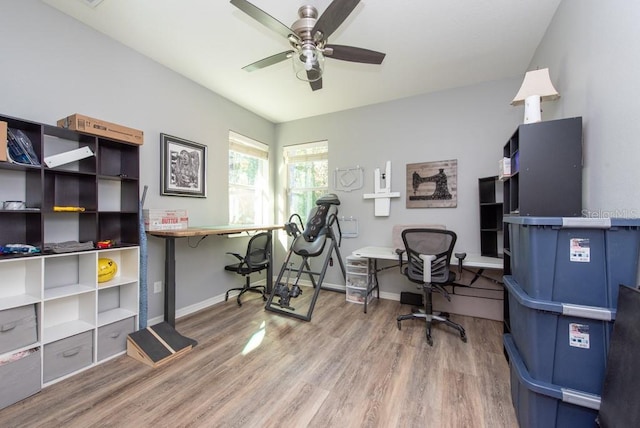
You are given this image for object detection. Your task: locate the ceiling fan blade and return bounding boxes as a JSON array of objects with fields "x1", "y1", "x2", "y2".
[
  {"x1": 242, "y1": 51, "x2": 294, "y2": 72},
  {"x1": 325, "y1": 45, "x2": 386, "y2": 64},
  {"x1": 230, "y1": 0, "x2": 296, "y2": 40},
  {"x1": 312, "y1": 0, "x2": 360, "y2": 40},
  {"x1": 309, "y1": 77, "x2": 323, "y2": 91}
]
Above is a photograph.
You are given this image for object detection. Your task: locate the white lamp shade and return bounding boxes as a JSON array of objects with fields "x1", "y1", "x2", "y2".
[{"x1": 511, "y1": 68, "x2": 560, "y2": 105}]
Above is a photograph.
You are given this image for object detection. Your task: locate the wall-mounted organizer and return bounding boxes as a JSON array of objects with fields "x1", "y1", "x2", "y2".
[
  {"x1": 0, "y1": 113, "x2": 140, "y2": 409},
  {"x1": 339, "y1": 216, "x2": 358, "y2": 238},
  {"x1": 333, "y1": 166, "x2": 363, "y2": 192},
  {"x1": 363, "y1": 161, "x2": 400, "y2": 216}
]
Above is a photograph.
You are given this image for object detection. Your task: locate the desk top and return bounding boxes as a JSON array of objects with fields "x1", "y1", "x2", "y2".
[
  {"x1": 147, "y1": 224, "x2": 282, "y2": 238},
  {"x1": 352, "y1": 246, "x2": 503, "y2": 270},
  {"x1": 352, "y1": 246, "x2": 405, "y2": 260}
]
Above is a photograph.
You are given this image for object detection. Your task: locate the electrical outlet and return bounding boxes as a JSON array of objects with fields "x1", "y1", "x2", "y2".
[{"x1": 153, "y1": 281, "x2": 162, "y2": 294}]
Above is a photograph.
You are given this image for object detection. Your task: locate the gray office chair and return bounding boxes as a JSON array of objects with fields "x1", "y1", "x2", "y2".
[
  {"x1": 396, "y1": 228, "x2": 467, "y2": 346},
  {"x1": 224, "y1": 232, "x2": 272, "y2": 306}
]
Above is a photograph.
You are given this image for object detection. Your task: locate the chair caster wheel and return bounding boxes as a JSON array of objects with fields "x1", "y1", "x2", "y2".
[
  {"x1": 461, "y1": 336, "x2": 467, "y2": 343},
  {"x1": 426, "y1": 336, "x2": 433, "y2": 346},
  {"x1": 460, "y1": 331, "x2": 467, "y2": 342},
  {"x1": 396, "y1": 320, "x2": 402, "y2": 330}
]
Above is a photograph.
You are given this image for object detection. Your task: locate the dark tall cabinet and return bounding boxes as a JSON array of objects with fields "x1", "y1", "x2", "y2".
[
  {"x1": 501, "y1": 117, "x2": 583, "y2": 336},
  {"x1": 502, "y1": 116, "x2": 583, "y2": 269},
  {"x1": 502, "y1": 117, "x2": 583, "y2": 218}
]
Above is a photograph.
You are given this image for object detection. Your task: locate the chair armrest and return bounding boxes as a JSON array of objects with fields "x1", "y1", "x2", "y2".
[
  {"x1": 419, "y1": 254, "x2": 437, "y2": 283},
  {"x1": 225, "y1": 252, "x2": 244, "y2": 263}
]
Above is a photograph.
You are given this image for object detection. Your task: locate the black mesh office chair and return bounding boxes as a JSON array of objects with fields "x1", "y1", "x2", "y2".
[
  {"x1": 396, "y1": 228, "x2": 467, "y2": 346},
  {"x1": 224, "y1": 232, "x2": 272, "y2": 306}
]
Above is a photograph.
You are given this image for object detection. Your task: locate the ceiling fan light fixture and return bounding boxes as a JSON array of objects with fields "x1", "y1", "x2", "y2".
[
  {"x1": 231, "y1": 0, "x2": 386, "y2": 90},
  {"x1": 293, "y1": 46, "x2": 324, "y2": 82}
]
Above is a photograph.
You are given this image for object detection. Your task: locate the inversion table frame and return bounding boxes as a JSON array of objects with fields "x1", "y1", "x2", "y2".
[{"x1": 265, "y1": 196, "x2": 346, "y2": 321}]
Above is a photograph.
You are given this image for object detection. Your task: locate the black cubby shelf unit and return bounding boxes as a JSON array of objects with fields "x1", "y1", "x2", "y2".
[
  {"x1": 478, "y1": 176, "x2": 503, "y2": 258},
  {"x1": 0, "y1": 113, "x2": 140, "y2": 254},
  {"x1": 500, "y1": 117, "x2": 583, "y2": 340},
  {"x1": 0, "y1": 114, "x2": 141, "y2": 408}
]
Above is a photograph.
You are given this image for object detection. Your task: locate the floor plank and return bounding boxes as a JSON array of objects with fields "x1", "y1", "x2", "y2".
[{"x1": 0, "y1": 291, "x2": 518, "y2": 427}]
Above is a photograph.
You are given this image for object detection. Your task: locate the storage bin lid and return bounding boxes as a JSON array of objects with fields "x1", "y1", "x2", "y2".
[
  {"x1": 503, "y1": 334, "x2": 602, "y2": 410},
  {"x1": 504, "y1": 216, "x2": 640, "y2": 228},
  {"x1": 504, "y1": 276, "x2": 616, "y2": 320}
]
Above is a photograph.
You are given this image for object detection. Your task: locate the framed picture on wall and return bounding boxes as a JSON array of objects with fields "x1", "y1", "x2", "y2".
[
  {"x1": 160, "y1": 133, "x2": 207, "y2": 197},
  {"x1": 406, "y1": 159, "x2": 457, "y2": 208}
]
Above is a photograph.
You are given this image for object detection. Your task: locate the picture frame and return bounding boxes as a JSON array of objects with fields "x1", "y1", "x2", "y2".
[
  {"x1": 160, "y1": 133, "x2": 206, "y2": 197},
  {"x1": 406, "y1": 159, "x2": 458, "y2": 208}
]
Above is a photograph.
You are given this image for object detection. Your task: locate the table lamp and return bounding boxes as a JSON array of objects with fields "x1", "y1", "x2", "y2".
[{"x1": 511, "y1": 68, "x2": 560, "y2": 124}]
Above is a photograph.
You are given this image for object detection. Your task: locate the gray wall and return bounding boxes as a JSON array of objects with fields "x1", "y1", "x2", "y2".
[
  {"x1": 275, "y1": 0, "x2": 640, "y2": 293},
  {"x1": 275, "y1": 80, "x2": 523, "y2": 292},
  {"x1": 1, "y1": 0, "x2": 637, "y2": 317},
  {"x1": 529, "y1": 0, "x2": 640, "y2": 216},
  {"x1": 0, "y1": 0, "x2": 276, "y2": 321}
]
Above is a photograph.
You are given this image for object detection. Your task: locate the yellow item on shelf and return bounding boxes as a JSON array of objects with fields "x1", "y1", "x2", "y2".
[
  {"x1": 53, "y1": 206, "x2": 85, "y2": 212},
  {"x1": 98, "y1": 258, "x2": 118, "y2": 283}
]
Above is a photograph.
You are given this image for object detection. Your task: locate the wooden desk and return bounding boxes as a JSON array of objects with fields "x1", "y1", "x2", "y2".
[{"x1": 148, "y1": 225, "x2": 282, "y2": 327}]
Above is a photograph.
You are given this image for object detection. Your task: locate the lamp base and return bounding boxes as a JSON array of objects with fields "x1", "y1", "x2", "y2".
[{"x1": 523, "y1": 95, "x2": 542, "y2": 124}]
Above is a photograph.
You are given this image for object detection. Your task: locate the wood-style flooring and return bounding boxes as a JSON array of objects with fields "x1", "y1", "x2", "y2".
[{"x1": 0, "y1": 290, "x2": 518, "y2": 427}]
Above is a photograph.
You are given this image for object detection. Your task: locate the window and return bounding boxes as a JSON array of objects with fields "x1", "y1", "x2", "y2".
[
  {"x1": 284, "y1": 141, "x2": 328, "y2": 220},
  {"x1": 228, "y1": 131, "x2": 269, "y2": 225}
]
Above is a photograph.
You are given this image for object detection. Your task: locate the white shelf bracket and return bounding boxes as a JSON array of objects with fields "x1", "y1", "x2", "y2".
[{"x1": 363, "y1": 161, "x2": 400, "y2": 216}]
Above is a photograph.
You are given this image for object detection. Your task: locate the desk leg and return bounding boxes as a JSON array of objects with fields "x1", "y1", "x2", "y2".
[
  {"x1": 266, "y1": 230, "x2": 275, "y2": 294},
  {"x1": 364, "y1": 258, "x2": 380, "y2": 314},
  {"x1": 164, "y1": 237, "x2": 176, "y2": 328}
]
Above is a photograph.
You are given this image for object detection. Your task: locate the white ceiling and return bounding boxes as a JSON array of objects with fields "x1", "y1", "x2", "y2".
[{"x1": 42, "y1": 0, "x2": 561, "y2": 123}]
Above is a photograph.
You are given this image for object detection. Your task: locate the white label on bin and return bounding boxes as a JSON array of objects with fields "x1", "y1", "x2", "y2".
[
  {"x1": 570, "y1": 238, "x2": 590, "y2": 262},
  {"x1": 569, "y1": 323, "x2": 590, "y2": 349}
]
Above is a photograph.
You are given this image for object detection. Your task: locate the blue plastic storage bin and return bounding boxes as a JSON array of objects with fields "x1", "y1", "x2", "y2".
[
  {"x1": 504, "y1": 334, "x2": 600, "y2": 428},
  {"x1": 505, "y1": 276, "x2": 615, "y2": 395},
  {"x1": 505, "y1": 217, "x2": 640, "y2": 308}
]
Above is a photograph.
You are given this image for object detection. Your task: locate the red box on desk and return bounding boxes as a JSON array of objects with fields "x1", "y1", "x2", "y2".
[{"x1": 143, "y1": 209, "x2": 188, "y2": 231}]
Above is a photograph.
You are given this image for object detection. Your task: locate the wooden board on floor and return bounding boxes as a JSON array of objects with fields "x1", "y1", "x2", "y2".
[{"x1": 127, "y1": 322, "x2": 197, "y2": 368}]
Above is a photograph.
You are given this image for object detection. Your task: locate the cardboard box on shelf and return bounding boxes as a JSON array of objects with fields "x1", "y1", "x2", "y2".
[
  {"x1": 57, "y1": 114, "x2": 144, "y2": 145},
  {"x1": 0, "y1": 121, "x2": 7, "y2": 162},
  {"x1": 499, "y1": 157, "x2": 511, "y2": 180},
  {"x1": 143, "y1": 209, "x2": 188, "y2": 231}
]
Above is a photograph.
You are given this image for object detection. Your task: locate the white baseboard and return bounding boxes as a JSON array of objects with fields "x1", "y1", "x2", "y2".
[{"x1": 148, "y1": 278, "x2": 404, "y2": 326}]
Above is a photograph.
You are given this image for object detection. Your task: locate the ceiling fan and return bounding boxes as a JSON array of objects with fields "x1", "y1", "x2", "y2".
[{"x1": 230, "y1": 0, "x2": 386, "y2": 91}]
